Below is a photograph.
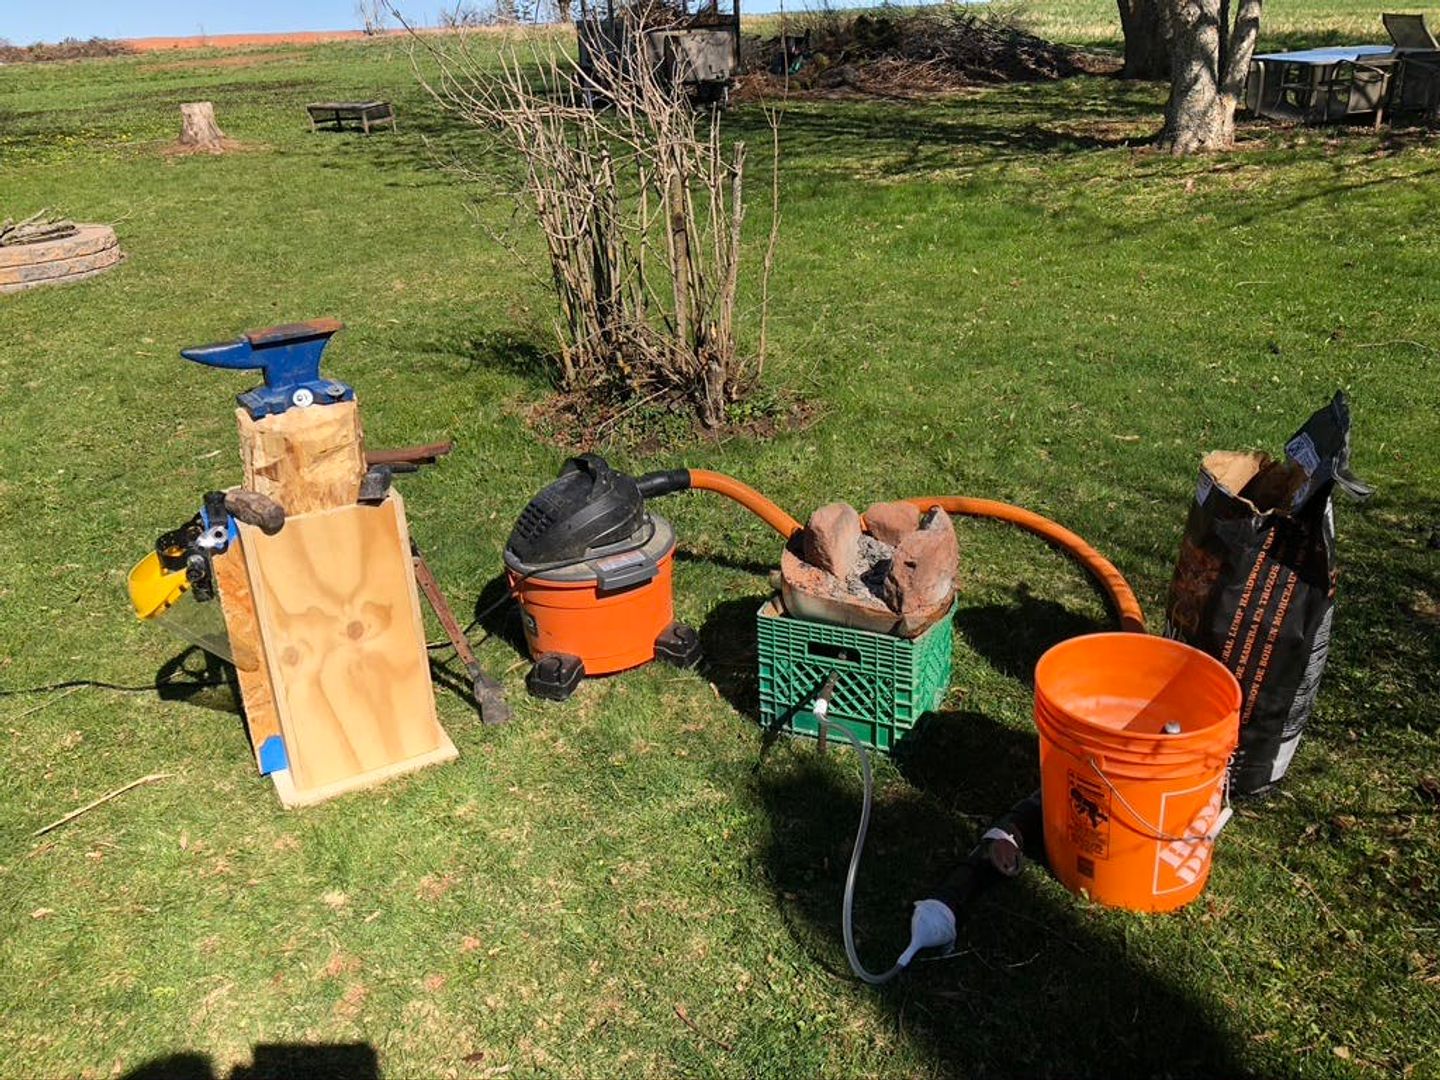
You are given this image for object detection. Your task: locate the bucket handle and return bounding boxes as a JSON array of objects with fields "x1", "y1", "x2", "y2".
[{"x1": 1084, "y1": 755, "x2": 1234, "y2": 845}]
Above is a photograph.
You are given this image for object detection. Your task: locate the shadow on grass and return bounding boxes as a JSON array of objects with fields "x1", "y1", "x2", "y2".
[
  {"x1": 471, "y1": 571, "x2": 528, "y2": 656},
  {"x1": 1214, "y1": 151, "x2": 1440, "y2": 229},
  {"x1": 1259, "y1": 29, "x2": 1373, "y2": 53},
  {"x1": 1318, "y1": 488, "x2": 1440, "y2": 739},
  {"x1": 952, "y1": 582, "x2": 1108, "y2": 683},
  {"x1": 697, "y1": 594, "x2": 764, "y2": 721},
  {"x1": 122, "y1": 1042, "x2": 379, "y2": 1079},
  {"x1": 694, "y1": 570, "x2": 1244, "y2": 1075},
  {"x1": 407, "y1": 324, "x2": 553, "y2": 385},
  {"x1": 325, "y1": 93, "x2": 497, "y2": 178},
  {"x1": 726, "y1": 83, "x2": 1163, "y2": 179},
  {"x1": 675, "y1": 546, "x2": 777, "y2": 580},
  {"x1": 154, "y1": 646, "x2": 241, "y2": 714},
  {"x1": 754, "y1": 722, "x2": 1246, "y2": 1078}
]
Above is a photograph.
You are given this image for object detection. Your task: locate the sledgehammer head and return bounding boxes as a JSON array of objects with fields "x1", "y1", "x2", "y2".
[{"x1": 181, "y1": 317, "x2": 355, "y2": 419}]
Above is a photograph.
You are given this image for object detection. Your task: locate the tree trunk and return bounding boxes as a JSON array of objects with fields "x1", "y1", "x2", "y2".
[
  {"x1": 178, "y1": 102, "x2": 227, "y2": 151},
  {"x1": 1117, "y1": 0, "x2": 1170, "y2": 80},
  {"x1": 1155, "y1": 0, "x2": 1264, "y2": 154}
]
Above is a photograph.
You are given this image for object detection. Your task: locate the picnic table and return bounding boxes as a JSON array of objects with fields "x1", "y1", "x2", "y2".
[
  {"x1": 1246, "y1": 46, "x2": 1395, "y2": 124},
  {"x1": 305, "y1": 101, "x2": 396, "y2": 134}
]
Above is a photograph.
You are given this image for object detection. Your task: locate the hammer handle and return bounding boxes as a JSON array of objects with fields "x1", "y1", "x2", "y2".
[
  {"x1": 225, "y1": 490, "x2": 286, "y2": 535},
  {"x1": 366, "y1": 441, "x2": 455, "y2": 468}
]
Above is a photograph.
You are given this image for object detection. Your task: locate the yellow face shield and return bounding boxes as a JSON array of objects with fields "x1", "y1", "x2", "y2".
[
  {"x1": 127, "y1": 551, "x2": 189, "y2": 621},
  {"x1": 127, "y1": 549, "x2": 253, "y2": 670}
]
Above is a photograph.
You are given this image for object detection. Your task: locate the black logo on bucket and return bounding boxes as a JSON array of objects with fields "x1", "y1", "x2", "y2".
[{"x1": 1068, "y1": 770, "x2": 1110, "y2": 859}]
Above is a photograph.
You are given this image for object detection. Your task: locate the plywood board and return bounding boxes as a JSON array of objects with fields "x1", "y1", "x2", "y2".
[
  {"x1": 211, "y1": 544, "x2": 282, "y2": 772},
  {"x1": 268, "y1": 736, "x2": 456, "y2": 809},
  {"x1": 238, "y1": 491, "x2": 453, "y2": 799},
  {"x1": 236, "y1": 400, "x2": 366, "y2": 516}
]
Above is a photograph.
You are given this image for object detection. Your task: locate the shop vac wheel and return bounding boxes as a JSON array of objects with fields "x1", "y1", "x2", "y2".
[
  {"x1": 654, "y1": 622, "x2": 702, "y2": 669},
  {"x1": 526, "y1": 653, "x2": 586, "y2": 701}
]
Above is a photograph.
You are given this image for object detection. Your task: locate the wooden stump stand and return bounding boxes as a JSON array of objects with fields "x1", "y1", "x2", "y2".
[{"x1": 214, "y1": 396, "x2": 456, "y2": 807}]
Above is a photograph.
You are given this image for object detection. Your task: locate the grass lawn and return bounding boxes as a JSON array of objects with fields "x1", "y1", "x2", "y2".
[
  {"x1": 1016, "y1": 0, "x2": 1440, "y2": 50},
  {"x1": 2, "y1": 5, "x2": 1438, "y2": 1078}
]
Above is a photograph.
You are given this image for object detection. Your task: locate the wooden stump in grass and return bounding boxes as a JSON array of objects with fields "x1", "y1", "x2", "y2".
[{"x1": 178, "y1": 101, "x2": 226, "y2": 151}]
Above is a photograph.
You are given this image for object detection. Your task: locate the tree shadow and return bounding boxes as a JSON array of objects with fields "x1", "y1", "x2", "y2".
[
  {"x1": 1260, "y1": 29, "x2": 1374, "y2": 53},
  {"x1": 1212, "y1": 153, "x2": 1440, "y2": 229},
  {"x1": 121, "y1": 1042, "x2": 380, "y2": 1080},
  {"x1": 730, "y1": 88, "x2": 1160, "y2": 180},
  {"x1": 952, "y1": 582, "x2": 1108, "y2": 683},
  {"x1": 1321, "y1": 487, "x2": 1440, "y2": 738},
  {"x1": 407, "y1": 324, "x2": 554, "y2": 386},
  {"x1": 323, "y1": 88, "x2": 504, "y2": 181},
  {"x1": 754, "y1": 708, "x2": 1249, "y2": 1078}
]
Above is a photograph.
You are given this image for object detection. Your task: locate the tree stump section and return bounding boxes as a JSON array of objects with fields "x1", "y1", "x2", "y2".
[
  {"x1": 236, "y1": 401, "x2": 367, "y2": 516},
  {"x1": 178, "y1": 101, "x2": 227, "y2": 152}
]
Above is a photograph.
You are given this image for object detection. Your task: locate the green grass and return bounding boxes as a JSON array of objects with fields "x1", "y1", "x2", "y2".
[
  {"x1": 2, "y1": 11, "x2": 1438, "y2": 1079},
  {"x1": 1012, "y1": 0, "x2": 1440, "y2": 50}
]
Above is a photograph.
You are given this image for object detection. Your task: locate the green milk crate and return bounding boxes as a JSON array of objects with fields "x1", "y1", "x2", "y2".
[{"x1": 756, "y1": 597, "x2": 954, "y2": 753}]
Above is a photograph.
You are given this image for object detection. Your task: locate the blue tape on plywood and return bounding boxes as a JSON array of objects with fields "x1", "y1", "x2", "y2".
[{"x1": 259, "y1": 735, "x2": 288, "y2": 775}]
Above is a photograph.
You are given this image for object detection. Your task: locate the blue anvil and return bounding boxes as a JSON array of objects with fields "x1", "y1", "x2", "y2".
[{"x1": 181, "y1": 318, "x2": 355, "y2": 419}]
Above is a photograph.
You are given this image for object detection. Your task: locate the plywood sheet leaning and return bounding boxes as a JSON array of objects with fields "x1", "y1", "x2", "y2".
[
  {"x1": 238, "y1": 490, "x2": 456, "y2": 807},
  {"x1": 210, "y1": 544, "x2": 283, "y2": 773},
  {"x1": 236, "y1": 400, "x2": 366, "y2": 516}
]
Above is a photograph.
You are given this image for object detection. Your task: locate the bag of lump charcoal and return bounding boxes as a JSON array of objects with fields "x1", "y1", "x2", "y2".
[{"x1": 1164, "y1": 392, "x2": 1371, "y2": 797}]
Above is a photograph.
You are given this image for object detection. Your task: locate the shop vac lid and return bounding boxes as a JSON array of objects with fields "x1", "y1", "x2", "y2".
[{"x1": 506, "y1": 454, "x2": 647, "y2": 566}]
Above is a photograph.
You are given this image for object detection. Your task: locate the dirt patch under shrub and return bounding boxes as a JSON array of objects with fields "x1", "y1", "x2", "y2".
[{"x1": 521, "y1": 386, "x2": 822, "y2": 454}]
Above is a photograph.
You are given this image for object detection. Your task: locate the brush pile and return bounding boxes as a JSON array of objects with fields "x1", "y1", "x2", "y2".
[
  {"x1": 740, "y1": 7, "x2": 1112, "y2": 98},
  {"x1": 0, "y1": 37, "x2": 134, "y2": 64},
  {"x1": 0, "y1": 210, "x2": 78, "y2": 248}
]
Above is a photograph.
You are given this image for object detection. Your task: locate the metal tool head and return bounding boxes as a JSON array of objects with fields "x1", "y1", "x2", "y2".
[
  {"x1": 181, "y1": 317, "x2": 355, "y2": 419},
  {"x1": 358, "y1": 465, "x2": 394, "y2": 505}
]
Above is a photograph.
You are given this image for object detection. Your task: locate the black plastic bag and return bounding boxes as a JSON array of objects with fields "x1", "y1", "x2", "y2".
[{"x1": 1165, "y1": 392, "x2": 1371, "y2": 797}]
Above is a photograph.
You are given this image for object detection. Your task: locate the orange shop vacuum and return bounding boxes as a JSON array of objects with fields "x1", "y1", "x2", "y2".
[{"x1": 504, "y1": 454, "x2": 701, "y2": 699}]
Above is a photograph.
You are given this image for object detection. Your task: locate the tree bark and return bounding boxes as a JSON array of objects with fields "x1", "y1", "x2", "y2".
[
  {"x1": 1155, "y1": 0, "x2": 1264, "y2": 154},
  {"x1": 178, "y1": 101, "x2": 227, "y2": 151},
  {"x1": 1117, "y1": 0, "x2": 1169, "y2": 80}
]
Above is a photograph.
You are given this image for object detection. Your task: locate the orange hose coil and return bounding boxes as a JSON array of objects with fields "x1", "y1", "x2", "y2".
[
  {"x1": 688, "y1": 469, "x2": 805, "y2": 541},
  {"x1": 682, "y1": 471, "x2": 1145, "y2": 633},
  {"x1": 903, "y1": 497, "x2": 1146, "y2": 633}
]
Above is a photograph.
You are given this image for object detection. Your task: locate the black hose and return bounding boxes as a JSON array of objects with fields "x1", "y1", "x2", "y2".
[{"x1": 634, "y1": 469, "x2": 692, "y2": 499}]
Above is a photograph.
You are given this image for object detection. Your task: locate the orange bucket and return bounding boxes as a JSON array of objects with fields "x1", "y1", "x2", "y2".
[{"x1": 1034, "y1": 633, "x2": 1241, "y2": 913}]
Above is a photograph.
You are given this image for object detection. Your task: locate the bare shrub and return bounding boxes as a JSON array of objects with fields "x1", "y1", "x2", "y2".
[
  {"x1": 419, "y1": 26, "x2": 776, "y2": 428},
  {"x1": 438, "y1": 0, "x2": 570, "y2": 28}
]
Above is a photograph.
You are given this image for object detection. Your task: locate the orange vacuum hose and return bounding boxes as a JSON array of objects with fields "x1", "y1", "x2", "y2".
[
  {"x1": 688, "y1": 469, "x2": 805, "y2": 541},
  {"x1": 682, "y1": 471, "x2": 1145, "y2": 633},
  {"x1": 902, "y1": 497, "x2": 1146, "y2": 633}
]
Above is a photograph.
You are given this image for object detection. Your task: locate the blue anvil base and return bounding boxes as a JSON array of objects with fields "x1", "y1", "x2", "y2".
[{"x1": 239, "y1": 380, "x2": 355, "y2": 420}]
